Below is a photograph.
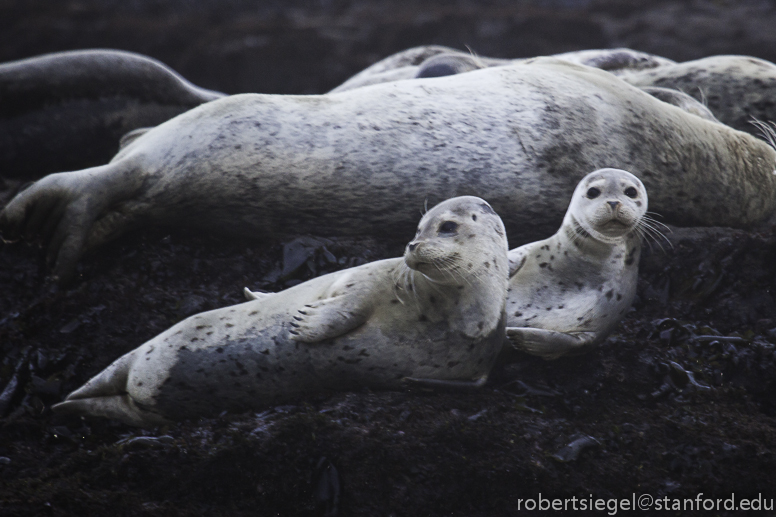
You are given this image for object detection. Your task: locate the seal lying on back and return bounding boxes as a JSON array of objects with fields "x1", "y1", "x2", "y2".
[
  {"x1": 52, "y1": 196, "x2": 509, "y2": 426},
  {"x1": 504, "y1": 169, "x2": 647, "y2": 360},
  {"x1": 2, "y1": 57, "x2": 775, "y2": 284},
  {"x1": 0, "y1": 49, "x2": 224, "y2": 179}
]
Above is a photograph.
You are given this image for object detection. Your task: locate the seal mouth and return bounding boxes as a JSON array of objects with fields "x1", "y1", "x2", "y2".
[{"x1": 604, "y1": 219, "x2": 629, "y2": 228}]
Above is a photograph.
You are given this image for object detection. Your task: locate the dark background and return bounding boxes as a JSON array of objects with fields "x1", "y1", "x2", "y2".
[
  {"x1": 3, "y1": 0, "x2": 776, "y2": 95},
  {"x1": 2, "y1": 1, "x2": 776, "y2": 516}
]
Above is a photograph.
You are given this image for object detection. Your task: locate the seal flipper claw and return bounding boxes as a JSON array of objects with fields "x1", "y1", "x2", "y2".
[
  {"x1": 403, "y1": 375, "x2": 488, "y2": 392},
  {"x1": 289, "y1": 295, "x2": 369, "y2": 343},
  {"x1": 506, "y1": 327, "x2": 597, "y2": 360}
]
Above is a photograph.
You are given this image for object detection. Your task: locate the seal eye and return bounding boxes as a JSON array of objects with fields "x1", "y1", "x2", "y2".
[
  {"x1": 624, "y1": 186, "x2": 638, "y2": 198},
  {"x1": 586, "y1": 187, "x2": 601, "y2": 199},
  {"x1": 438, "y1": 221, "x2": 458, "y2": 234}
]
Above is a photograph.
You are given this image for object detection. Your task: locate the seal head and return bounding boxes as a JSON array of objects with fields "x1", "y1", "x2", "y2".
[
  {"x1": 567, "y1": 168, "x2": 647, "y2": 245},
  {"x1": 405, "y1": 196, "x2": 506, "y2": 285}
]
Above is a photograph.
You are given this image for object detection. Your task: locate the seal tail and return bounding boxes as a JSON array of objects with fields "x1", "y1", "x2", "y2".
[{"x1": 52, "y1": 352, "x2": 165, "y2": 427}]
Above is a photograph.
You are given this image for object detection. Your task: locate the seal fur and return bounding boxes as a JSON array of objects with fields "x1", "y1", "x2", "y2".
[
  {"x1": 504, "y1": 169, "x2": 647, "y2": 360},
  {"x1": 51, "y1": 196, "x2": 509, "y2": 426},
  {"x1": 2, "y1": 57, "x2": 776, "y2": 284},
  {"x1": 330, "y1": 46, "x2": 673, "y2": 93},
  {"x1": 620, "y1": 55, "x2": 776, "y2": 137}
]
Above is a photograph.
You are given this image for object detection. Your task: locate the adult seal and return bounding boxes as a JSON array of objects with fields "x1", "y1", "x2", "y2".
[
  {"x1": 2, "y1": 57, "x2": 776, "y2": 284},
  {"x1": 620, "y1": 55, "x2": 776, "y2": 137},
  {"x1": 0, "y1": 49, "x2": 224, "y2": 179},
  {"x1": 52, "y1": 196, "x2": 509, "y2": 426},
  {"x1": 330, "y1": 46, "x2": 673, "y2": 93},
  {"x1": 504, "y1": 169, "x2": 648, "y2": 360}
]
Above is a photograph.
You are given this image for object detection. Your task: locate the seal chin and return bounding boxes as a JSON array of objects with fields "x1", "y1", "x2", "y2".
[{"x1": 597, "y1": 217, "x2": 636, "y2": 237}]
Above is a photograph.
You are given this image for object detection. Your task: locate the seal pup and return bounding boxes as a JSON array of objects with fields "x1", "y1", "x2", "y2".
[
  {"x1": 504, "y1": 169, "x2": 648, "y2": 360},
  {"x1": 0, "y1": 49, "x2": 224, "y2": 179},
  {"x1": 52, "y1": 196, "x2": 509, "y2": 426},
  {"x1": 3, "y1": 57, "x2": 776, "y2": 284}
]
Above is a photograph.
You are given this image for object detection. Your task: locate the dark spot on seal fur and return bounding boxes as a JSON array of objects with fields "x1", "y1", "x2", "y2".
[
  {"x1": 617, "y1": 293, "x2": 623, "y2": 301},
  {"x1": 419, "y1": 314, "x2": 428, "y2": 322},
  {"x1": 429, "y1": 296, "x2": 436, "y2": 304},
  {"x1": 605, "y1": 290, "x2": 614, "y2": 300},
  {"x1": 514, "y1": 311, "x2": 523, "y2": 317},
  {"x1": 540, "y1": 263, "x2": 548, "y2": 268},
  {"x1": 471, "y1": 214, "x2": 477, "y2": 221}
]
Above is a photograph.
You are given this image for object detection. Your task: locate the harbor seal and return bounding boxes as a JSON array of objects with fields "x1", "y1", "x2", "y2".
[
  {"x1": 330, "y1": 46, "x2": 673, "y2": 93},
  {"x1": 0, "y1": 49, "x2": 224, "y2": 179},
  {"x1": 620, "y1": 55, "x2": 776, "y2": 137},
  {"x1": 504, "y1": 169, "x2": 648, "y2": 360},
  {"x1": 2, "y1": 57, "x2": 776, "y2": 284},
  {"x1": 51, "y1": 196, "x2": 509, "y2": 426}
]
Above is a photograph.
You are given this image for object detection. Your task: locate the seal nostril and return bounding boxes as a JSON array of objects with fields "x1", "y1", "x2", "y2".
[
  {"x1": 607, "y1": 201, "x2": 620, "y2": 209},
  {"x1": 408, "y1": 243, "x2": 418, "y2": 251}
]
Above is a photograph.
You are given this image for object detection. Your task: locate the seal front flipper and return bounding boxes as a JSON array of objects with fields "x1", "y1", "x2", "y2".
[
  {"x1": 403, "y1": 375, "x2": 488, "y2": 392},
  {"x1": 506, "y1": 327, "x2": 597, "y2": 360},
  {"x1": 288, "y1": 295, "x2": 370, "y2": 343},
  {"x1": 507, "y1": 246, "x2": 530, "y2": 277}
]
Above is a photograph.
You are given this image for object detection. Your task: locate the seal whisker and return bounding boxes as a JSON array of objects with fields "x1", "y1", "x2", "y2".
[
  {"x1": 636, "y1": 220, "x2": 672, "y2": 253},
  {"x1": 750, "y1": 118, "x2": 776, "y2": 150}
]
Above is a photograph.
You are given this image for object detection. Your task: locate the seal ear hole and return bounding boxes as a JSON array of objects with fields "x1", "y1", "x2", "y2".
[
  {"x1": 438, "y1": 221, "x2": 459, "y2": 234},
  {"x1": 624, "y1": 186, "x2": 638, "y2": 198},
  {"x1": 586, "y1": 187, "x2": 601, "y2": 199}
]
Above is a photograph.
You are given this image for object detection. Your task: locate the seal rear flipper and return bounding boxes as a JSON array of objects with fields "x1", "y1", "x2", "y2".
[
  {"x1": 506, "y1": 327, "x2": 597, "y2": 360},
  {"x1": 52, "y1": 395, "x2": 167, "y2": 428},
  {"x1": 288, "y1": 295, "x2": 370, "y2": 343},
  {"x1": 62, "y1": 351, "x2": 136, "y2": 400},
  {"x1": 403, "y1": 375, "x2": 487, "y2": 392}
]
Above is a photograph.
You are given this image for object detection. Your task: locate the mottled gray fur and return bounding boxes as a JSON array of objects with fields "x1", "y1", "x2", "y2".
[
  {"x1": 2, "y1": 58, "x2": 776, "y2": 284},
  {"x1": 51, "y1": 196, "x2": 509, "y2": 426},
  {"x1": 504, "y1": 169, "x2": 647, "y2": 360}
]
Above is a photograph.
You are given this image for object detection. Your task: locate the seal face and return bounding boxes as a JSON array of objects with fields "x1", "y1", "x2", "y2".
[
  {"x1": 52, "y1": 196, "x2": 509, "y2": 426},
  {"x1": 504, "y1": 168, "x2": 648, "y2": 360}
]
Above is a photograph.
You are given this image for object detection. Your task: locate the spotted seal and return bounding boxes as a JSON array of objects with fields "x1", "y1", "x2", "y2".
[
  {"x1": 51, "y1": 196, "x2": 509, "y2": 426},
  {"x1": 619, "y1": 55, "x2": 776, "y2": 137},
  {"x1": 0, "y1": 49, "x2": 224, "y2": 179},
  {"x1": 330, "y1": 46, "x2": 674, "y2": 92},
  {"x1": 2, "y1": 57, "x2": 775, "y2": 284},
  {"x1": 504, "y1": 169, "x2": 648, "y2": 360}
]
